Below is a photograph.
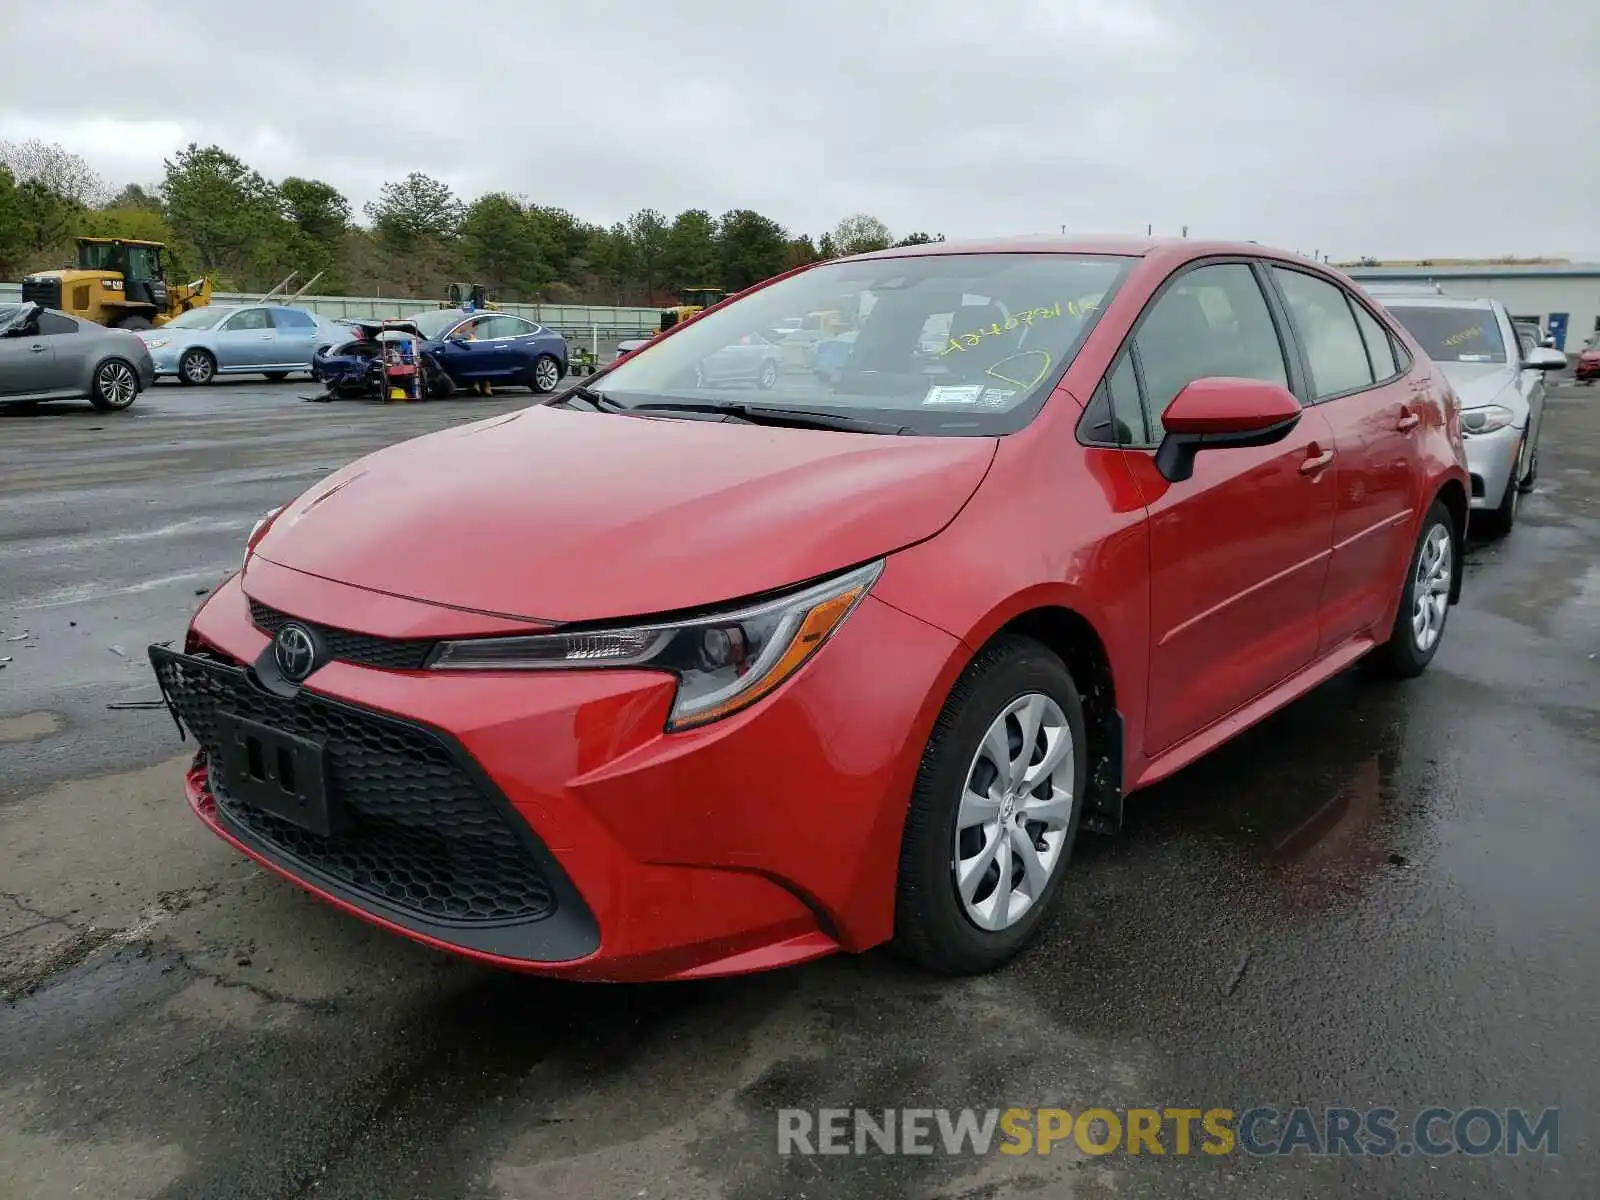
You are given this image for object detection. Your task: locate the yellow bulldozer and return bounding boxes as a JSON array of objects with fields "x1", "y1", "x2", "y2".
[
  {"x1": 657, "y1": 287, "x2": 726, "y2": 333},
  {"x1": 20, "y1": 237, "x2": 212, "y2": 330}
]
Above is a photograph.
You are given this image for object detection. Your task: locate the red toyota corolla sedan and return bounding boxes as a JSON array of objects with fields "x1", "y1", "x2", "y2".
[{"x1": 150, "y1": 237, "x2": 1469, "y2": 981}]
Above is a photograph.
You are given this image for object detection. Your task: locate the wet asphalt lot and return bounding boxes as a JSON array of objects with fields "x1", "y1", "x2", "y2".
[{"x1": 1, "y1": 376, "x2": 1597, "y2": 1199}]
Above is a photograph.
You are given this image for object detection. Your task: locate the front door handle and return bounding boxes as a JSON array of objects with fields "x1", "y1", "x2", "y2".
[
  {"x1": 29, "y1": 344, "x2": 47, "y2": 353},
  {"x1": 1397, "y1": 412, "x2": 1420, "y2": 432},
  {"x1": 1300, "y1": 448, "x2": 1334, "y2": 475}
]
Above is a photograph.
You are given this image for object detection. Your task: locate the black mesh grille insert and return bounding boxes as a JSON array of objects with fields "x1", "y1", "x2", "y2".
[
  {"x1": 249, "y1": 599, "x2": 436, "y2": 671},
  {"x1": 152, "y1": 649, "x2": 555, "y2": 925}
]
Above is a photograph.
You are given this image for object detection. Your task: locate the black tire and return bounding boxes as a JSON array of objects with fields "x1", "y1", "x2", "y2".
[
  {"x1": 89, "y1": 358, "x2": 140, "y2": 412},
  {"x1": 758, "y1": 359, "x2": 778, "y2": 389},
  {"x1": 114, "y1": 314, "x2": 153, "y2": 331},
  {"x1": 423, "y1": 355, "x2": 456, "y2": 399},
  {"x1": 527, "y1": 354, "x2": 562, "y2": 394},
  {"x1": 893, "y1": 635, "x2": 1088, "y2": 975},
  {"x1": 1518, "y1": 446, "x2": 1539, "y2": 494},
  {"x1": 1361, "y1": 499, "x2": 1457, "y2": 679},
  {"x1": 178, "y1": 348, "x2": 216, "y2": 386},
  {"x1": 263, "y1": 371, "x2": 290, "y2": 382}
]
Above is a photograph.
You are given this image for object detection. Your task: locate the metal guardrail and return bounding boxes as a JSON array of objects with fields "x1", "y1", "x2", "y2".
[{"x1": 0, "y1": 283, "x2": 658, "y2": 340}]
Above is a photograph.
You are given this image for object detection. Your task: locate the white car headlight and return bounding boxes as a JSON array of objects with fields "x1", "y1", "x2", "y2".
[
  {"x1": 145, "y1": 337, "x2": 171, "y2": 350},
  {"x1": 429, "y1": 561, "x2": 883, "y2": 730},
  {"x1": 1460, "y1": 405, "x2": 1515, "y2": 435}
]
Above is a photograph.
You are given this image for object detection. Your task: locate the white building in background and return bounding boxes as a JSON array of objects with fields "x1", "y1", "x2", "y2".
[{"x1": 1342, "y1": 264, "x2": 1600, "y2": 352}]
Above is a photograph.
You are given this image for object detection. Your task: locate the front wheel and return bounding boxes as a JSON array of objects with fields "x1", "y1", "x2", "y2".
[
  {"x1": 758, "y1": 359, "x2": 778, "y2": 390},
  {"x1": 529, "y1": 355, "x2": 561, "y2": 394},
  {"x1": 178, "y1": 348, "x2": 216, "y2": 386},
  {"x1": 90, "y1": 359, "x2": 140, "y2": 411},
  {"x1": 1362, "y1": 499, "x2": 1456, "y2": 679},
  {"x1": 114, "y1": 314, "x2": 153, "y2": 331},
  {"x1": 893, "y1": 635, "x2": 1086, "y2": 975}
]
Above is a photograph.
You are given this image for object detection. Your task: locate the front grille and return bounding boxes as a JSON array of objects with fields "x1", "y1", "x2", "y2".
[
  {"x1": 151, "y1": 649, "x2": 555, "y2": 925},
  {"x1": 21, "y1": 277, "x2": 62, "y2": 309},
  {"x1": 249, "y1": 599, "x2": 435, "y2": 671}
]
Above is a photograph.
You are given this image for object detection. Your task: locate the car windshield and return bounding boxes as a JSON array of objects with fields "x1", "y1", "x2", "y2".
[
  {"x1": 596, "y1": 252, "x2": 1135, "y2": 434},
  {"x1": 167, "y1": 307, "x2": 230, "y2": 330},
  {"x1": 1385, "y1": 304, "x2": 1507, "y2": 364},
  {"x1": 409, "y1": 310, "x2": 465, "y2": 339}
]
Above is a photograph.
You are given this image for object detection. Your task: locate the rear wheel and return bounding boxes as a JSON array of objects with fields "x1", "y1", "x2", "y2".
[
  {"x1": 893, "y1": 635, "x2": 1086, "y2": 975},
  {"x1": 263, "y1": 371, "x2": 290, "y2": 382},
  {"x1": 1362, "y1": 500, "x2": 1455, "y2": 679},
  {"x1": 178, "y1": 348, "x2": 216, "y2": 386},
  {"x1": 529, "y1": 355, "x2": 561, "y2": 394},
  {"x1": 114, "y1": 314, "x2": 153, "y2": 331},
  {"x1": 89, "y1": 359, "x2": 139, "y2": 411},
  {"x1": 758, "y1": 359, "x2": 778, "y2": 389}
]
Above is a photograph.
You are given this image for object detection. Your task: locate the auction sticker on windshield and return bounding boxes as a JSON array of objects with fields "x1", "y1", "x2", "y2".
[{"x1": 923, "y1": 385, "x2": 986, "y2": 406}]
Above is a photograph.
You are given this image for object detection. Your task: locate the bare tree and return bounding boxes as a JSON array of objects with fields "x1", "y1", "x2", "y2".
[{"x1": 0, "y1": 139, "x2": 109, "y2": 207}]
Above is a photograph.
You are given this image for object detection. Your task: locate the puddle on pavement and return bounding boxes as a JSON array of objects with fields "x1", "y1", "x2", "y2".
[{"x1": 0, "y1": 711, "x2": 64, "y2": 745}]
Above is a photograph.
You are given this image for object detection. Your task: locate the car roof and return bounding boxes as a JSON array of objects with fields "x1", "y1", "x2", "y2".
[
  {"x1": 1380, "y1": 295, "x2": 1497, "y2": 311},
  {"x1": 848, "y1": 234, "x2": 1308, "y2": 264}
]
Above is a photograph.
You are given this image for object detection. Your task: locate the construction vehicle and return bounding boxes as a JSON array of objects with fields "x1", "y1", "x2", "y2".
[
  {"x1": 658, "y1": 287, "x2": 726, "y2": 333},
  {"x1": 441, "y1": 282, "x2": 497, "y2": 311},
  {"x1": 20, "y1": 238, "x2": 212, "y2": 330}
]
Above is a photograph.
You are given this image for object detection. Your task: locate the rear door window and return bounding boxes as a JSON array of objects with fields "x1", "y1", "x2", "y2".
[
  {"x1": 1349, "y1": 302, "x2": 1399, "y2": 380},
  {"x1": 1270, "y1": 268, "x2": 1374, "y2": 399},
  {"x1": 270, "y1": 308, "x2": 316, "y2": 331},
  {"x1": 35, "y1": 313, "x2": 78, "y2": 336}
]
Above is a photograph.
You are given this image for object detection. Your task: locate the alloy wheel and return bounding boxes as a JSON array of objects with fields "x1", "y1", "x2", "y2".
[
  {"x1": 1411, "y1": 523, "x2": 1452, "y2": 652},
  {"x1": 953, "y1": 693, "x2": 1075, "y2": 932},
  {"x1": 98, "y1": 362, "x2": 137, "y2": 408},
  {"x1": 533, "y1": 357, "x2": 560, "y2": 392},
  {"x1": 183, "y1": 352, "x2": 214, "y2": 384}
]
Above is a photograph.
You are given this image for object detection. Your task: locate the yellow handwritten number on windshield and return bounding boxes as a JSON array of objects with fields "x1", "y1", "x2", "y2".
[
  {"x1": 1441, "y1": 326, "x2": 1482, "y2": 347},
  {"x1": 938, "y1": 300, "x2": 1097, "y2": 357}
]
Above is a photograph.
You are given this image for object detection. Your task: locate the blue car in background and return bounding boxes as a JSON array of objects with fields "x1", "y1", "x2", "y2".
[
  {"x1": 137, "y1": 304, "x2": 348, "y2": 385},
  {"x1": 313, "y1": 309, "x2": 569, "y2": 395}
]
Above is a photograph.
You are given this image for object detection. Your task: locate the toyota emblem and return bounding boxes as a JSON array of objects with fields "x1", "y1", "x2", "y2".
[{"x1": 274, "y1": 623, "x2": 318, "y2": 682}]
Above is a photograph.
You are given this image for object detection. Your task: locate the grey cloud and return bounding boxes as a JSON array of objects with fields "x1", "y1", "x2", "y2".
[{"x1": 1, "y1": 0, "x2": 1595, "y2": 257}]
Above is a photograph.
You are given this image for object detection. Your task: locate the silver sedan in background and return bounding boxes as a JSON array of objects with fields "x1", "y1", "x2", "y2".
[
  {"x1": 138, "y1": 304, "x2": 347, "y2": 385},
  {"x1": 1380, "y1": 294, "x2": 1566, "y2": 537},
  {"x1": 0, "y1": 302, "x2": 154, "y2": 411}
]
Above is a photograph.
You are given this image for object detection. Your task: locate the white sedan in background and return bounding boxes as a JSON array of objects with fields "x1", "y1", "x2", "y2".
[
  {"x1": 139, "y1": 304, "x2": 348, "y2": 385},
  {"x1": 1380, "y1": 294, "x2": 1566, "y2": 537}
]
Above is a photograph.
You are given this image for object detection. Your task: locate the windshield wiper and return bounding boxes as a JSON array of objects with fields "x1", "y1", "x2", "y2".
[
  {"x1": 549, "y1": 383, "x2": 627, "y2": 413},
  {"x1": 625, "y1": 401, "x2": 910, "y2": 434}
]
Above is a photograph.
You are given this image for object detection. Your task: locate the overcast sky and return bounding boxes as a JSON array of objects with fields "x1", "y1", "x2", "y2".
[{"x1": 2, "y1": 0, "x2": 1596, "y2": 260}]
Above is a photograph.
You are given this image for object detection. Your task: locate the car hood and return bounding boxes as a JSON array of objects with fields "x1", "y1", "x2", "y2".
[
  {"x1": 252, "y1": 405, "x2": 998, "y2": 624},
  {"x1": 1433, "y1": 361, "x2": 1522, "y2": 412}
]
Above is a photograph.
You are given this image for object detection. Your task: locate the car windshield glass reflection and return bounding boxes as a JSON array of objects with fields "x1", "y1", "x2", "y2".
[
  {"x1": 597, "y1": 253, "x2": 1134, "y2": 433},
  {"x1": 1386, "y1": 304, "x2": 1507, "y2": 364}
]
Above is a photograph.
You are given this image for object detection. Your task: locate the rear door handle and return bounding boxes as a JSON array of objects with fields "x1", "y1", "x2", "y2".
[
  {"x1": 1300, "y1": 448, "x2": 1334, "y2": 475},
  {"x1": 1397, "y1": 412, "x2": 1420, "y2": 431},
  {"x1": 29, "y1": 344, "x2": 47, "y2": 353}
]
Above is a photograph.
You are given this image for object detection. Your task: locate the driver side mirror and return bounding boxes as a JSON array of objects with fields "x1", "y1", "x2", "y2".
[
  {"x1": 1154, "y1": 377, "x2": 1303, "y2": 483},
  {"x1": 1523, "y1": 347, "x2": 1567, "y2": 371}
]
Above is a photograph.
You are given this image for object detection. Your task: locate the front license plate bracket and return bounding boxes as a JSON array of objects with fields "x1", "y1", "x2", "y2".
[{"x1": 213, "y1": 711, "x2": 339, "y2": 837}]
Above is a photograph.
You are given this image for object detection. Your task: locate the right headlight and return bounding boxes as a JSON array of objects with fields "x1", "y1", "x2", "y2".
[
  {"x1": 428, "y1": 560, "x2": 883, "y2": 731},
  {"x1": 1460, "y1": 404, "x2": 1514, "y2": 435}
]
